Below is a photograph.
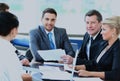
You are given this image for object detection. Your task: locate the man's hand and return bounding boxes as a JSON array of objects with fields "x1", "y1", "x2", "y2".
[{"x1": 60, "y1": 55, "x2": 73, "y2": 64}]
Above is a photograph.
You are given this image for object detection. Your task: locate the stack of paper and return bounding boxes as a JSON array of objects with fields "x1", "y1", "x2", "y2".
[
  {"x1": 39, "y1": 66, "x2": 71, "y2": 80},
  {"x1": 44, "y1": 62, "x2": 64, "y2": 66},
  {"x1": 73, "y1": 77, "x2": 102, "y2": 81},
  {"x1": 64, "y1": 64, "x2": 78, "y2": 73}
]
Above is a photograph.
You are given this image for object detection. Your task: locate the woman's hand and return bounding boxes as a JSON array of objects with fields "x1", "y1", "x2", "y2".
[
  {"x1": 67, "y1": 64, "x2": 86, "y2": 71},
  {"x1": 77, "y1": 70, "x2": 91, "y2": 77},
  {"x1": 75, "y1": 65, "x2": 86, "y2": 71},
  {"x1": 77, "y1": 70, "x2": 105, "y2": 79}
]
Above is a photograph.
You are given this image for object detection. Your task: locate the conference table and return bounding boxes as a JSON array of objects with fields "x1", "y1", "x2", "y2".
[{"x1": 23, "y1": 62, "x2": 103, "y2": 81}]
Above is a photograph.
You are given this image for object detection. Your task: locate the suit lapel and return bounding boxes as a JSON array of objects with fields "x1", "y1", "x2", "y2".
[
  {"x1": 95, "y1": 42, "x2": 108, "y2": 64},
  {"x1": 54, "y1": 27, "x2": 59, "y2": 48},
  {"x1": 98, "y1": 39, "x2": 118, "y2": 64},
  {"x1": 83, "y1": 34, "x2": 89, "y2": 51},
  {"x1": 81, "y1": 33, "x2": 90, "y2": 59},
  {"x1": 38, "y1": 26, "x2": 50, "y2": 49}
]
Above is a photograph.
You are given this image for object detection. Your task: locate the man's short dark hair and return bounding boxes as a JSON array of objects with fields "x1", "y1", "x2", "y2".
[
  {"x1": 0, "y1": 3, "x2": 9, "y2": 12},
  {"x1": 85, "y1": 9, "x2": 102, "y2": 22},
  {"x1": 42, "y1": 8, "x2": 57, "y2": 18}
]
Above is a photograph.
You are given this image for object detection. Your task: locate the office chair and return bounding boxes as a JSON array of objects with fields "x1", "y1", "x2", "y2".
[{"x1": 25, "y1": 48, "x2": 33, "y2": 62}]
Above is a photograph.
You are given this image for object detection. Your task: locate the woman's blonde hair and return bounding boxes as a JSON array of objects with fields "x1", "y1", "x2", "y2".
[{"x1": 102, "y1": 16, "x2": 120, "y2": 35}]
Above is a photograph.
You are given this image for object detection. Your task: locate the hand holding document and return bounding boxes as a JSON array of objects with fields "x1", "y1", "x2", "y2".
[
  {"x1": 60, "y1": 55, "x2": 74, "y2": 64},
  {"x1": 37, "y1": 49, "x2": 65, "y2": 61}
]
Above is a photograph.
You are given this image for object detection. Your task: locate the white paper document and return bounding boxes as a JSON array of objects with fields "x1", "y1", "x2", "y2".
[
  {"x1": 39, "y1": 66, "x2": 71, "y2": 80},
  {"x1": 38, "y1": 65, "x2": 102, "y2": 81},
  {"x1": 44, "y1": 62, "x2": 64, "y2": 66},
  {"x1": 73, "y1": 77, "x2": 102, "y2": 81},
  {"x1": 37, "y1": 49, "x2": 65, "y2": 61},
  {"x1": 64, "y1": 64, "x2": 78, "y2": 73}
]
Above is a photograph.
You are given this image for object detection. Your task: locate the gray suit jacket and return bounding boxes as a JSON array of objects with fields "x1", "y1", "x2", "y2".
[{"x1": 29, "y1": 26, "x2": 75, "y2": 62}]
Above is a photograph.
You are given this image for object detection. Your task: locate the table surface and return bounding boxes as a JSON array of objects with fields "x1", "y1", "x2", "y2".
[{"x1": 23, "y1": 62, "x2": 103, "y2": 81}]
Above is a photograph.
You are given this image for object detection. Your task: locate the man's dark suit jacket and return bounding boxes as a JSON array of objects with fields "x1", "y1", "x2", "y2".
[
  {"x1": 87, "y1": 39, "x2": 120, "y2": 81},
  {"x1": 29, "y1": 26, "x2": 75, "y2": 62},
  {"x1": 76, "y1": 32, "x2": 106, "y2": 65}
]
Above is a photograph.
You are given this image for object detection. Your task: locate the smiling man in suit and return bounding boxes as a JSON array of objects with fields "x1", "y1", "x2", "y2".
[
  {"x1": 29, "y1": 8, "x2": 75, "y2": 63},
  {"x1": 75, "y1": 10, "x2": 107, "y2": 70}
]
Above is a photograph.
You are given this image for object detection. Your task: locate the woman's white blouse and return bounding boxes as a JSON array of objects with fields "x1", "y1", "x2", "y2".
[{"x1": 0, "y1": 38, "x2": 23, "y2": 81}]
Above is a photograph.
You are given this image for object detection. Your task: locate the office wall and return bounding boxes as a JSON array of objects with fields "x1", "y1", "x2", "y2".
[{"x1": 0, "y1": 0, "x2": 120, "y2": 35}]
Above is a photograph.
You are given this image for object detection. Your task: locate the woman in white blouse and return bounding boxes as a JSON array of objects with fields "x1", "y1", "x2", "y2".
[{"x1": 0, "y1": 12, "x2": 32, "y2": 81}]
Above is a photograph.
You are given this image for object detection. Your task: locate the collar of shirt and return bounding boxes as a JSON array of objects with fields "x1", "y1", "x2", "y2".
[
  {"x1": 0, "y1": 37, "x2": 16, "y2": 50},
  {"x1": 44, "y1": 27, "x2": 56, "y2": 48},
  {"x1": 45, "y1": 28, "x2": 54, "y2": 34},
  {"x1": 90, "y1": 30, "x2": 100, "y2": 40}
]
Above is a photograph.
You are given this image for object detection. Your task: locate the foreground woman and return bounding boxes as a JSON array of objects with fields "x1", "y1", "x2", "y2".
[{"x1": 0, "y1": 12, "x2": 32, "y2": 81}]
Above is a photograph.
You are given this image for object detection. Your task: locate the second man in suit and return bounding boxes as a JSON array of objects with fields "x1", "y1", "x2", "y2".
[
  {"x1": 29, "y1": 8, "x2": 75, "y2": 63},
  {"x1": 75, "y1": 10, "x2": 107, "y2": 69}
]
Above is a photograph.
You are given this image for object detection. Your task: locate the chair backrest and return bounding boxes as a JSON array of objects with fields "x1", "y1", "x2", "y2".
[
  {"x1": 25, "y1": 48, "x2": 33, "y2": 62},
  {"x1": 71, "y1": 43, "x2": 78, "y2": 52},
  {"x1": 11, "y1": 38, "x2": 29, "y2": 50},
  {"x1": 69, "y1": 39, "x2": 83, "y2": 49}
]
